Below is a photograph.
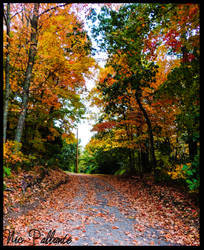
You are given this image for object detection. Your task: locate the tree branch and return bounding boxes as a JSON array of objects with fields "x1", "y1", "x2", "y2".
[
  {"x1": 11, "y1": 9, "x2": 24, "y2": 20},
  {"x1": 3, "y1": 12, "x2": 7, "y2": 26},
  {"x1": 38, "y1": 3, "x2": 69, "y2": 18},
  {"x1": 154, "y1": 5, "x2": 175, "y2": 22}
]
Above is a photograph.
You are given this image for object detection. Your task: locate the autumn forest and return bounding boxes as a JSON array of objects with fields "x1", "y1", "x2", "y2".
[{"x1": 3, "y1": 3, "x2": 200, "y2": 246}]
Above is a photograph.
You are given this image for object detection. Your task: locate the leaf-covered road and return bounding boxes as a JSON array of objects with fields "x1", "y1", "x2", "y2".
[
  {"x1": 3, "y1": 173, "x2": 199, "y2": 246},
  {"x1": 65, "y1": 174, "x2": 177, "y2": 246}
]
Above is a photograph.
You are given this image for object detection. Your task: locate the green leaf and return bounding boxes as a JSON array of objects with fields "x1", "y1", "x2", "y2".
[
  {"x1": 4, "y1": 166, "x2": 11, "y2": 177},
  {"x1": 186, "y1": 170, "x2": 193, "y2": 176},
  {"x1": 182, "y1": 164, "x2": 188, "y2": 171}
]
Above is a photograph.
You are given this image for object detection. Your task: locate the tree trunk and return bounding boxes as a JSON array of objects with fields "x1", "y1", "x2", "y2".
[
  {"x1": 141, "y1": 150, "x2": 149, "y2": 172},
  {"x1": 187, "y1": 129, "x2": 197, "y2": 161},
  {"x1": 129, "y1": 148, "x2": 134, "y2": 174},
  {"x1": 3, "y1": 3, "x2": 11, "y2": 143},
  {"x1": 135, "y1": 91, "x2": 157, "y2": 178},
  {"x1": 139, "y1": 147, "x2": 143, "y2": 178},
  {"x1": 125, "y1": 122, "x2": 135, "y2": 174},
  {"x1": 15, "y1": 3, "x2": 39, "y2": 144},
  {"x1": 188, "y1": 138, "x2": 197, "y2": 161}
]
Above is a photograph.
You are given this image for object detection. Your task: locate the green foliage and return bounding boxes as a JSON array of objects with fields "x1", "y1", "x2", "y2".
[
  {"x1": 3, "y1": 140, "x2": 32, "y2": 172},
  {"x1": 94, "y1": 3, "x2": 199, "y2": 190},
  {"x1": 155, "y1": 151, "x2": 171, "y2": 170},
  {"x1": 3, "y1": 165, "x2": 11, "y2": 178},
  {"x1": 79, "y1": 149, "x2": 97, "y2": 174},
  {"x1": 94, "y1": 149, "x2": 124, "y2": 174},
  {"x1": 21, "y1": 155, "x2": 37, "y2": 170},
  {"x1": 154, "y1": 149, "x2": 173, "y2": 183},
  {"x1": 167, "y1": 149, "x2": 199, "y2": 192},
  {"x1": 156, "y1": 49, "x2": 199, "y2": 136},
  {"x1": 182, "y1": 153, "x2": 200, "y2": 192},
  {"x1": 3, "y1": 3, "x2": 95, "y2": 176},
  {"x1": 3, "y1": 165, "x2": 11, "y2": 190},
  {"x1": 155, "y1": 138, "x2": 173, "y2": 172},
  {"x1": 114, "y1": 167, "x2": 127, "y2": 176},
  {"x1": 56, "y1": 139, "x2": 79, "y2": 171},
  {"x1": 3, "y1": 4, "x2": 199, "y2": 197},
  {"x1": 81, "y1": 146, "x2": 131, "y2": 175}
]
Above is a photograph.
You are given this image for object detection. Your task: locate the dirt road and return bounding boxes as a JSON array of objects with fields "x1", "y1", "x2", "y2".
[{"x1": 3, "y1": 173, "x2": 198, "y2": 246}]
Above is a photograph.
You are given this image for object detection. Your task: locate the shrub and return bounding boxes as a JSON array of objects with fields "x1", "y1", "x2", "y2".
[
  {"x1": 3, "y1": 140, "x2": 32, "y2": 171},
  {"x1": 168, "y1": 153, "x2": 199, "y2": 192}
]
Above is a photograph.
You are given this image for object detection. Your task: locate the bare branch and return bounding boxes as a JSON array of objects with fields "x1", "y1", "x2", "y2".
[
  {"x1": 38, "y1": 3, "x2": 69, "y2": 18},
  {"x1": 3, "y1": 12, "x2": 7, "y2": 26},
  {"x1": 11, "y1": 9, "x2": 24, "y2": 20}
]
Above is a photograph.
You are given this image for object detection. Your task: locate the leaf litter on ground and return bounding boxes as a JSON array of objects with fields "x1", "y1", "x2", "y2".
[{"x1": 3, "y1": 170, "x2": 200, "y2": 246}]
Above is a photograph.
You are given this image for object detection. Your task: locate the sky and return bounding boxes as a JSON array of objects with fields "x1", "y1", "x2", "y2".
[
  {"x1": 71, "y1": 4, "x2": 122, "y2": 149},
  {"x1": 73, "y1": 4, "x2": 107, "y2": 149},
  {"x1": 53, "y1": 4, "x2": 108, "y2": 149},
  {"x1": 77, "y1": 49, "x2": 108, "y2": 149},
  {"x1": 77, "y1": 76, "x2": 99, "y2": 149}
]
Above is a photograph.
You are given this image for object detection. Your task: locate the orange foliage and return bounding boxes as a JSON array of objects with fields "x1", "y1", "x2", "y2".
[{"x1": 3, "y1": 140, "x2": 29, "y2": 167}]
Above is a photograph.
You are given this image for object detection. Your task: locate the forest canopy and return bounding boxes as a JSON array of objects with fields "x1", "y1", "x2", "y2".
[
  {"x1": 3, "y1": 3, "x2": 200, "y2": 193},
  {"x1": 84, "y1": 3, "x2": 200, "y2": 191}
]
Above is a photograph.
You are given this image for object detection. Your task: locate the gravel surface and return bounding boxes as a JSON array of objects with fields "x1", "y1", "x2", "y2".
[
  {"x1": 59, "y1": 175, "x2": 181, "y2": 246},
  {"x1": 4, "y1": 174, "x2": 184, "y2": 246}
]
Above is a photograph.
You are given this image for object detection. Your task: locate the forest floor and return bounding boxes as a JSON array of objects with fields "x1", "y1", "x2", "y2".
[{"x1": 3, "y1": 169, "x2": 200, "y2": 246}]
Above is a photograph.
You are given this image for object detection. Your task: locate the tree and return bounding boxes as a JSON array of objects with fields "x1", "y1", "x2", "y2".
[
  {"x1": 4, "y1": 3, "x2": 95, "y2": 145},
  {"x1": 15, "y1": 3, "x2": 40, "y2": 144},
  {"x1": 3, "y1": 3, "x2": 11, "y2": 143},
  {"x1": 3, "y1": 3, "x2": 96, "y2": 169},
  {"x1": 88, "y1": 3, "x2": 199, "y2": 184},
  {"x1": 89, "y1": 4, "x2": 160, "y2": 176}
]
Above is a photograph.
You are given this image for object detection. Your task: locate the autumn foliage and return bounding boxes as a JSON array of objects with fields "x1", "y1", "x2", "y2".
[
  {"x1": 86, "y1": 3, "x2": 200, "y2": 191},
  {"x1": 3, "y1": 3, "x2": 96, "y2": 174},
  {"x1": 3, "y1": 3, "x2": 200, "y2": 246}
]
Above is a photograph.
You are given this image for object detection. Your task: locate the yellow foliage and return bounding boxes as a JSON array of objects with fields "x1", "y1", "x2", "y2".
[
  {"x1": 168, "y1": 163, "x2": 191, "y2": 180},
  {"x1": 64, "y1": 133, "x2": 77, "y2": 144},
  {"x1": 3, "y1": 140, "x2": 29, "y2": 167}
]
